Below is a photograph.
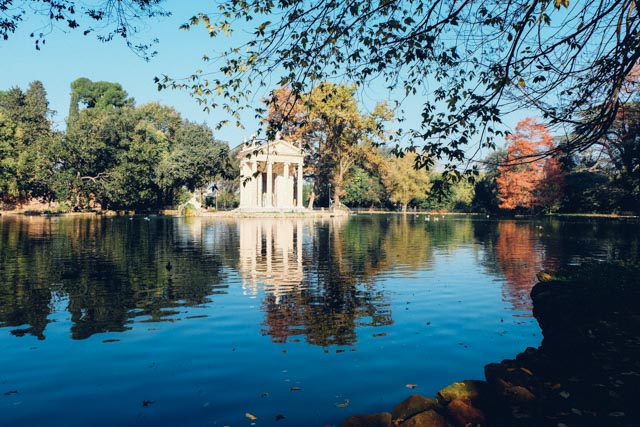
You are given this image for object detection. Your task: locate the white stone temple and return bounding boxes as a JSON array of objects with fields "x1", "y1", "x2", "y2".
[{"x1": 238, "y1": 134, "x2": 306, "y2": 211}]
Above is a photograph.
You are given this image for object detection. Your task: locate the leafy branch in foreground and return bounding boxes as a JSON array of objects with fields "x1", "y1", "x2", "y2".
[
  {"x1": 0, "y1": 0, "x2": 170, "y2": 59},
  {"x1": 156, "y1": 0, "x2": 640, "y2": 183}
]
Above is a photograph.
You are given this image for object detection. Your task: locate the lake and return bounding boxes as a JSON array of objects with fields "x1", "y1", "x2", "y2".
[{"x1": 1, "y1": 214, "x2": 638, "y2": 426}]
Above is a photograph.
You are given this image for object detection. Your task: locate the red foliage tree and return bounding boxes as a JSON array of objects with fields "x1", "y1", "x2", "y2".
[{"x1": 497, "y1": 118, "x2": 565, "y2": 211}]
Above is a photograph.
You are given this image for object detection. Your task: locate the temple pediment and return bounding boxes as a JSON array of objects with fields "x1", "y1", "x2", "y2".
[{"x1": 240, "y1": 139, "x2": 304, "y2": 160}]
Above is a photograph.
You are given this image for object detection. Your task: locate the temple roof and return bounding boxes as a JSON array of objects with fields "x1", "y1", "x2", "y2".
[{"x1": 239, "y1": 135, "x2": 304, "y2": 161}]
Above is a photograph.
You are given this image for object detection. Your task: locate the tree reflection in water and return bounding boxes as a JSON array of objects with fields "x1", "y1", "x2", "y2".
[
  {"x1": 0, "y1": 216, "x2": 232, "y2": 340},
  {"x1": 1, "y1": 215, "x2": 637, "y2": 343}
]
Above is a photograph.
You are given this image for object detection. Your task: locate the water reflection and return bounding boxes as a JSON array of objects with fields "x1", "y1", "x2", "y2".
[
  {"x1": 494, "y1": 221, "x2": 544, "y2": 313},
  {"x1": 1, "y1": 215, "x2": 638, "y2": 343},
  {"x1": 238, "y1": 218, "x2": 306, "y2": 300},
  {"x1": 0, "y1": 216, "x2": 230, "y2": 340},
  {"x1": 237, "y1": 216, "x2": 396, "y2": 346}
]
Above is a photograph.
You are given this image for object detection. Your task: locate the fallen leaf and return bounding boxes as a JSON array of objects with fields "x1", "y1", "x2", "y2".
[
  {"x1": 290, "y1": 386, "x2": 301, "y2": 391},
  {"x1": 405, "y1": 384, "x2": 418, "y2": 389},
  {"x1": 335, "y1": 399, "x2": 350, "y2": 408},
  {"x1": 246, "y1": 412, "x2": 257, "y2": 421}
]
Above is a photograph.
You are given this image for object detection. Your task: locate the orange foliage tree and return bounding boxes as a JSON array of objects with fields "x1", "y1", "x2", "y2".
[{"x1": 497, "y1": 118, "x2": 565, "y2": 212}]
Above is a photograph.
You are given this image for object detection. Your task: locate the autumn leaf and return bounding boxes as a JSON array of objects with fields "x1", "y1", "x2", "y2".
[
  {"x1": 536, "y1": 271, "x2": 553, "y2": 282},
  {"x1": 520, "y1": 367, "x2": 534, "y2": 376},
  {"x1": 335, "y1": 399, "x2": 350, "y2": 408},
  {"x1": 290, "y1": 386, "x2": 301, "y2": 391},
  {"x1": 246, "y1": 412, "x2": 257, "y2": 421}
]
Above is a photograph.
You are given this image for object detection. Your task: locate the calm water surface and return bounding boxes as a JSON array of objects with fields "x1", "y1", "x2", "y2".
[{"x1": 1, "y1": 214, "x2": 638, "y2": 426}]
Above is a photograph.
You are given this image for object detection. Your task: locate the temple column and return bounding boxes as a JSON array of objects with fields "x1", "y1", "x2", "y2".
[
  {"x1": 266, "y1": 161, "x2": 273, "y2": 208},
  {"x1": 251, "y1": 161, "x2": 258, "y2": 208},
  {"x1": 283, "y1": 162, "x2": 290, "y2": 208},
  {"x1": 297, "y1": 162, "x2": 304, "y2": 208}
]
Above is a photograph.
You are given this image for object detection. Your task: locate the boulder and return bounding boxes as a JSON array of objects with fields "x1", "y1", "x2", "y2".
[
  {"x1": 392, "y1": 394, "x2": 442, "y2": 420},
  {"x1": 400, "y1": 410, "x2": 446, "y2": 427},
  {"x1": 436, "y1": 380, "x2": 488, "y2": 405},
  {"x1": 445, "y1": 399, "x2": 485, "y2": 427},
  {"x1": 496, "y1": 380, "x2": 537, "y2": 404},
  {"x1": 341, "y1": 412, "x2": 392, "y2": 427}
]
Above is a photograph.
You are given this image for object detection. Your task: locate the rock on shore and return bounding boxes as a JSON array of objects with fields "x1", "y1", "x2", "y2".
[{"x1": 341, "y1": 263, "x2": 640, "y2": 427}]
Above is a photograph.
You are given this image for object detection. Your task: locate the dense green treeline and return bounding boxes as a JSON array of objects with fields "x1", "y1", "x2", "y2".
[
  {"x1": 2, "y1": 79, "x2": 639, "y2": 215},
  {"x1": 0, "y1": 78, "x2": 236, "y2": 212}
]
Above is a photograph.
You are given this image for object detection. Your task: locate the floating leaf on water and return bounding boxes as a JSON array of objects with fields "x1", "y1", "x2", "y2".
[
  {"x1": 335, "y1": 399, "x2": 350, "y2": 408},
  {"x1": 372, "y1": 332, "x2": 387, "y2": 337},
  {"x1": 406, "y1": 384, "x2": 418, "y2": 389},
  {"x1": 246, "y1": 412, "x2": 257, "y2": 420},
  {"x1": 290, "y1": 387, "x2": 301, "y2": 391}
]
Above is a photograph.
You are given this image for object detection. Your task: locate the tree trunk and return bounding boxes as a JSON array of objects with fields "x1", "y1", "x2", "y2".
[
  {"x1": 333, "y1": 190, "x2": 340, "y2": 209},
  {"x1": 307, "y1": 191, "x2": 316, "y2": 209}
]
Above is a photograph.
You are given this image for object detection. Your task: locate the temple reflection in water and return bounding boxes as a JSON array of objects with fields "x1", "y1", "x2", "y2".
[{"x1": 238, "y1": 218, "x2": 307, "y2": 302}]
